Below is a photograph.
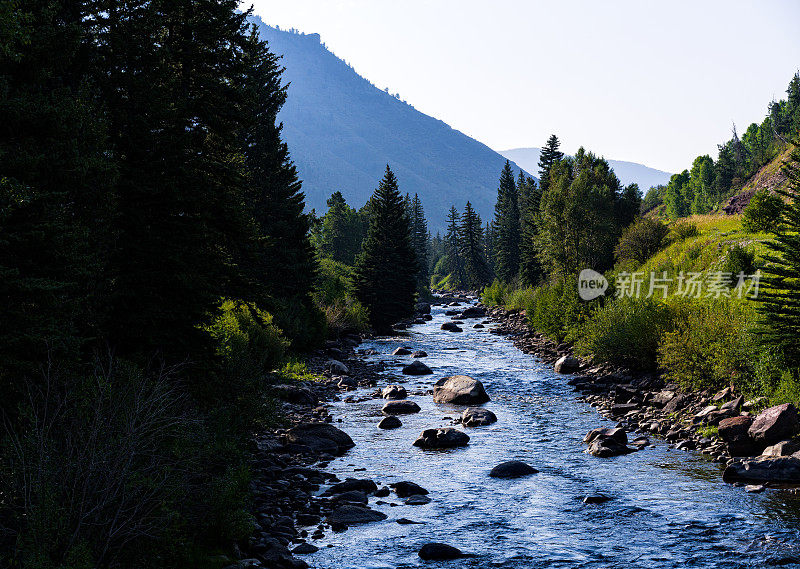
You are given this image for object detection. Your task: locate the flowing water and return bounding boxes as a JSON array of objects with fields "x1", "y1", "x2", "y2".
[{"x1": 309, "y1": 301, "x2": 800, "y2": 568}]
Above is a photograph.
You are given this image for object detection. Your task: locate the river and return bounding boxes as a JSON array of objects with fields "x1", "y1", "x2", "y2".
[{"x1": 308, "y1": 300, "x2": 800, "y2": 568}]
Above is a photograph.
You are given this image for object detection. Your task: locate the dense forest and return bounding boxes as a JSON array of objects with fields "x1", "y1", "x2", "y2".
[{"x1": 0, "y1": 2, "x2": 425, "y2": 568}]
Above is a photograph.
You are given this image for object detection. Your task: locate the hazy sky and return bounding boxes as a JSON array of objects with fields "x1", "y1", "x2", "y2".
[{"x1": 244, "y1": 0, "x2": 800, "y2": 173}]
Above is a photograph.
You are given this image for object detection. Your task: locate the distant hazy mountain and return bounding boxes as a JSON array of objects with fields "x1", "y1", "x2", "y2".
[
  {"x1": 500, "y1": 148, "x2": 672, "y2": 192},
  {"x1": 251, "y1": 17, "x2": 525, "y2": 231}
]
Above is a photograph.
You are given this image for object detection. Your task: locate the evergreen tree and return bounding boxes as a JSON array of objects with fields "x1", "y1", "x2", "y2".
[
  {"x1": 409, "y1": 193, "x2": 430, "y2": 291},
  {"x1": 757, "y1": 146, "x2": 800, "y2": 366},
  {"x1": 518, "y1": 172, "x2": 544, "y2": 286},
  {"x1": 483, "y1": 221, "x2": 496, "y2": 272},
  {"x1": 238, "y1": 24, "x2": 321, "y2": 347},
  {"x1": 353, "y1": 166, "x2": 418, "y2": 333},
  {"x1": 443, "y1": 206, "x2": 466, "y2": 288},
  {"x1": 538, "y1": 134, "x2": 564, "y2": 194},
  {"x1": 460, "y1": 202, "x2": 493, "y2": 288},
  {"x1": 492, "y1": 160, "x2": 520, "y2": 282}
]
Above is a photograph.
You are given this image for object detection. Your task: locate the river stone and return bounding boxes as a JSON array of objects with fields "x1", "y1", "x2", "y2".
[
  {"x1": 330, "y1": 490, "x2": 368, "y2": 505},
  {"x1": 459, "y1": 306, "x2": 486, "y2": 318},
  {"x1": 718, "y1": 415, "x2": 755, "y2": 456},
  {"x1": 292, "y1": 543, "x2": 319, "y2": 554},
  {"x1": 586, "y1": 435, "x2": 633, "y2": 458},
  {"x1": 397, "y1": 518, "x2": 425, "y2": 525},
  {"x1": 382, "y1": 400, "x2": 421, "y2": 415},
  {"x1": 412, "y1": 350, "x2": 428, "y2": 358},
  {"x1": 489, "y1": 460, "x2": 539, "y2": 479},
  {"x1": 326, "y1": 359, "x2": 349, "y2": 375},
  {"x1": 416, "y1": 302, "x2": 431, "y2": 314},
  {"x1": 583, "y1": 494, "x2": 612, "y2": 504},
  {"x1": 462, "y1": 407, "x2": 498, "y2": 427},
  {"x1": 391, "y1": 481, "x2": 429, "y2": 497},
  {"x1": 473, "y1": 323, "x2": 485, "y2": 329},
  {"x1": 433, "y1": 375, "x2": 490, "y2": 405},
  {"x1": 286, "y1": 423, "x2": 355, "y2": 456},
  {"x1": 382, "y1": 385, "x2": 407, "y2": 400},
  {"x1": 651, "y1": 390, "x2": 676, "y2": 408},
  {"x1": 392, "y1": 347, "x2": 412, "y2": 356},
  {"x1": 554, "y1": 355, "x2": 580, "y2": 374},
  {"x1": 327, "y1": 505, "x2": 387, "y2": 525},
  {"x1": 402, "y1": 360, "x2": 433, "y2": 375},
  {"x1": 663, "y1": 394, "x2": 688, "y2": 414},
  {"x1": 723, "y1": 456, "x2": 800, "y2": 483},
  {"x1": 440, "y1": 322, "x2": 463, "y2": 332},
  {"x1": 584, "y1": 427, "x2": 627, "y2": 446},
  {"x1": 272, "y1": 384, "x2": 317, "y2": 406},
  {"x1": 610, "y1": 403, "x2": 639, "y2": 416},
  {"x1": 762, "y1": 440, "x2": 800, "y2": 457},
  {"x1": 377, "y1": 415, "x2": 403, "y2": 429},
  {"x1": 721, "y1": 395, "x2": 745, "y2": 412},
  {"x1": 323, "y1": 478, "x2": 378, "y2": 496},
  {"x1": 418, "y1": 543, "x2": 468, "y2": 560},
  {"x1": 405, "y1": 494, "x2": 432, "y2": 505},
  {"x1": 748, "y1": 403, "x2": 800, "y2": 446},
  {"x1": 413, "y1": 427, "x2": 470, "y2": 449}
]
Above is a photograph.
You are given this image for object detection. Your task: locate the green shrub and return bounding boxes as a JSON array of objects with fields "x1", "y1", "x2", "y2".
[
  {"x1": 314, "y1": 257, "x2": 353, "y2": 305},
  {"x1": 614, "y1": 217, "x2": 670, "y2": 266},
  {"x1": 505, "y1": 286, "x2": 537, "y2": 311},
  {"x1": 657, "y1": 298, "x2": 758, "y2": 391},
  {"x1": 720, "y1": 244, "x2": 757, "y2": 286},
  {"x1": 322, "y1": 298, "x2": 370, "y2": 336},
  {"x1": 742, "y1": 190, "x2": 785, "y2": 233},
  {"x1": 768, "y1": 369, "x2": 800, "y2": 407},
  {"x1": 669, "y1": 220, "x2": 699, "y2": 242},
  {"x1": 528, "y1": 280, "x2": 595, "y2": 342},
  {"x1": 481, "y1": 279, "x2": 510, "y2": 307},
  {"x1": 575, "y1": 297, "x2": 674, "y2": 371}
]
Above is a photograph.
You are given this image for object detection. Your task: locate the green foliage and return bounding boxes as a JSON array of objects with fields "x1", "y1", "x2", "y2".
[
  {"x1": 518, "y1": 172, "x2": 544, "y2": 286},
  {"x1": 321, "y1": 299, "x2": 370, "y2": 336},
  {"x1": 576, "y1": 298, "x2": 674, "y2": 371},
  {"x1": 538, "y1": 148, "x2": 640, "y2": 277},
  {"x1": 482, "y1": 279, "x2": 511, "y2": 307},
  {"x1": 721, "y1": 244, "x2": 757, "y2": 286},
  {"x1": 353, "y1": 166, "x2": 418, "y2": 333},
  {"x1": 537, "y1": 134, "x2": 564, "y2": 194},
  {"x1": 669, "y1": 220, "x2": 699, "y2": 241},
  {"x1": 614, "y1": 217, "x2": 670, "y2": 266},
  {"x1": 459, "y1": 201, "x2": 493, "y2": 289},
  {"x1": 641, "y1": 185, "x2": 665, "y2": 213},
  {"x1": 529, "y1": 281, "x2": 595, "y2": 342},
  {"x1": 317, "y1": 191, "x2": 366, "y2": 264},
  {"x1": 742, "y1": 190, "x2": 785, "y2": 233},
  {"x1": 657, "y1": 298, "x2": 758, "y2": 391}
]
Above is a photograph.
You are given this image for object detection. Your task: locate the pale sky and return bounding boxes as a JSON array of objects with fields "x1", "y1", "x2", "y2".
[{"x1": 244, "y1": 0, "x2": 800, "y2": 173}]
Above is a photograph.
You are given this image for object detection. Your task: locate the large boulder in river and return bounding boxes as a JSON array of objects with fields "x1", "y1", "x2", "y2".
[
  {"x1": 433, "y1": 375, "x2": 490, "y2": 405},
  {"x1": 459, "y1": 306, "x2": 486, "y2": 319},
  {"x1": 440, "y1": 322, "x2": 463, "y2": 332},
  {"x1": 461, "y1": 407, "x2": 497, "y2": 426},
  {"x1": 554, "y1": 355, "x2": 580, "y2": 374},
  {"x1": 723, "y1": 456, "x2": 800, "y2": 483},
  {"x1": 402, "y1": 360, "x2": 433, "y2": 375},
  {"x1": 382, "y1": 385, "x2": 407, "y2": 400},
  {"x1": 718, "y1": 416, "x2": 756, "y2": 456},
  {"x1": 584, "y1": 428, "x2": 632, "y2": 457},
  {"x1": 323, "y1": 478, "x2": 378, "y2": 495},
  {"x1": 326, "y1": 505, "x2": 387, "y2": 525},
  {"x1": 382, "y1": 400, "x2": 420, "y2": 415},
  {"x1": 489, "y1": 460, "x2": 538, "y2": 479},
  {"x1": 286, "y1": 423, "x2": 354, "y2": 456},
  {"x1": 390, "y1": 481, "x2": 429, "y2": 498},
  {"x1": 584, "y1": 428, "x2": 627, "y2": 446},
  {"x1": 748, "y1": 403, "x2": 800, "y2": 446},
  {"x1": 377, "y1": 415, "x2": 402, "y2": 429},
  {"x1": 413, "y1": 427, "x2": 470, "y2": 449},
  {"x1": 392, "y1": 347, "x2": 412, "y2": 356},
  {"x1": 418, "y1": 543, "x2": 469, "y2": 560}
]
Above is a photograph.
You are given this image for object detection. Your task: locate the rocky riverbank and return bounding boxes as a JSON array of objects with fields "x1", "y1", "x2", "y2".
[{"x1": 484, "y1": 302, "x2": 800, "y2": 492}]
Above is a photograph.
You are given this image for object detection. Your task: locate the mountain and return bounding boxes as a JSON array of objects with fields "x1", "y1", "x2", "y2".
[
  {"x1": 251, "y1": 17, "x2": 525, "y2": 231},
  {"x1": 499, "y1": 148, "x2": 672, "y2": 192}
]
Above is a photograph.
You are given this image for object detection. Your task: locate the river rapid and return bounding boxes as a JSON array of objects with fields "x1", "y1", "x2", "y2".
[{"x1": 308, "y1": 300, "x2": 800, "y2": 568}]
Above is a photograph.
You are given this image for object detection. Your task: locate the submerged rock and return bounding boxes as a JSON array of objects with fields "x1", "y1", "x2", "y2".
[
  {"x1": 433, "y1": 375, "x2": 490, "y2": 405},
  {"x1": 461, "y1": 407, "x2": 497, "y2": 426},
  {"x1": 411, "y1": 350, "x2": 428, "y2": 358},
  {"x1": 392, "y1": 347, "x2": 412, "y2": 356},
  {"x1": 382, "y1": 400, "x2": 420, "y2": 415},
  {"x1": 402, "y1": 360, "x2": 433, "y2": 375},
  {"x1": 391, "y1": 481, "x2": 429, "y2": 497},
  {"x1": 440, "y1": 322, "x2": 463, "y2": 332},
  {"x1": 489, "y1": 460, "x2": 538, "y2": 479},
  {"x1": 418, "y1": 543, "x2": 469, "y2": 560}
]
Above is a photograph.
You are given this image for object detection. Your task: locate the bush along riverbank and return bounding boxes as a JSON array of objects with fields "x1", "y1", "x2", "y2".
[{"x1": 484, "y1": 303, "x2": 800, "y2": 493}]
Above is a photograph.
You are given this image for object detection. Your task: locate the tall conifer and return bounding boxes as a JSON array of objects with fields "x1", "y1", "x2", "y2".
[
  {"x1": 492, "y1": 160, "x2": 520, "y2": 282},
  {"x1": 460, "y1": 202, "x2": 493, "y2": 289}
]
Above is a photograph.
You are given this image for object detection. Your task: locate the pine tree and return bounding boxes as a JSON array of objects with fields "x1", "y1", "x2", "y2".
[
  {"x1": 538, "y1": 134, "x2": 564, "y2": 194},
  {"x1": 492, "y1": 160, "x2": 520, "y2": 282},
  {"x1": 319, "y1": 191, "x2": 364, "y2": 265},
  {"x1": 353, "y1": 166, "x2": 418, "y2": 333},
  {"x1": 238, "y1": 24, "x2": 321, "y2": 347},
  {"x1": 483, "y1": 222, "x2": 496, "y2": 272},
  {"x1": 757, "y1": 145, "x2": 800, "y2": 366},
  {"x1": 460, "y1": 202, "x2": 493, "y2": 289},
  {"x1": 409, "y1": 193, "x2": 430, "y2": 290},
  {"x1": 518, "y1": 172, "x2": 544, "y2": 286},
  {"x1": 443, "y1": 206, "x2": 466, "y2": 288}
]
